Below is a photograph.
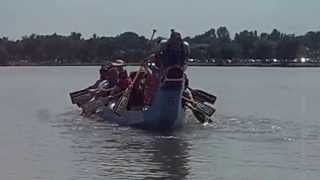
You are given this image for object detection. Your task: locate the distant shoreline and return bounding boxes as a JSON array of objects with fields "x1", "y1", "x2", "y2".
[{"x1": 2, "y1": 62, "x2": 320, "y2": 67}]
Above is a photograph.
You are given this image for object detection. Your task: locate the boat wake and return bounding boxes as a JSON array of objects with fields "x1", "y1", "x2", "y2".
[
  {"x1": 202, "y1": 113, "x2": 320, "y2": 144},
  {"x1": 53, "y1": 107, "x2": 320, "y2": 145}
]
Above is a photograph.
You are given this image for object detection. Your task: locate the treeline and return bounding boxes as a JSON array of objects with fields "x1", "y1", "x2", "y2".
[
  {"x1": 187, "y1": 27, "x2": 320, "y2": 64},
  {"x1": 0, "y1": 32, "x2": 148, "y2": 65},
  {"x1": 1, "y1": 27, "x2": 320, "y2": 65}
]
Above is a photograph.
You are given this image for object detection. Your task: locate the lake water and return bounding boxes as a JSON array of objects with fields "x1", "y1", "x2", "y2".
[{"x1": 0, "y1": 66, "x2": 320, "y2": 180}]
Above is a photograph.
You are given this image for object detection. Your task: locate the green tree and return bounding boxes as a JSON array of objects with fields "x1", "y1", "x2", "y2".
[
  {"x1": 187, "y1": 28, "x2": 216, "y2": 44},
  {"x1": 254, "y1": 40, "x2": 275, "y2": 59},
  {"x1": 0, "y1": 45, "x2": 9, "y2": 65},
  {"x1": 276, "y1": 35, "x2": 301, "y2": 60},
  {"x1": 217, "y1": 26, "x2": 231, "y2": 43},
  {"x1": 234, "y1": 30, "x2": 258, "y2": 58},
  {"x1": 270, "y1": 29, "x2": 282, "y2": 41}
]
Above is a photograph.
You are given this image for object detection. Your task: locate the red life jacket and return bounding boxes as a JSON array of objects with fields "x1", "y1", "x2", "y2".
[{"x1": 118, "y1": 78, "x2": 131, "y2": 91}]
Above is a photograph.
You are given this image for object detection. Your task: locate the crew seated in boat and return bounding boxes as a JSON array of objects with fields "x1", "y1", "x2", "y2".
[
  {"x1": 81, "y1": 60, "x2": 128, "y2": 116},
  {"x1": 80, "y1": 62, "x2": 116, "y2": 116},
  {"x1": 143, "y1": 30, "x2": 190, "y2": 106},
  {"x1": 94, "y1": 59, "x2": 127, "y2": 98},
  {"x1": 73, "y1": 64, "x2": 112, "y2": 108}
]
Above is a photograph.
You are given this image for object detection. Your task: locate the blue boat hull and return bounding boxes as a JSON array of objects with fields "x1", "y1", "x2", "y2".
[{"x1": 101, "y1": 84, "x2": 186, "y2": 130}]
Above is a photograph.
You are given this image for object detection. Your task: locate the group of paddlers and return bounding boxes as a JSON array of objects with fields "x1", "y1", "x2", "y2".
[{"x1": 70, "y1": 30, "x2": 217, "y2": 124}]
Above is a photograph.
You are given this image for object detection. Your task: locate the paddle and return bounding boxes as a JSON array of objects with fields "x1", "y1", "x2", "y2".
[
  {"x1": 182, "y1": 96, "x2": 216, "y2": 117},
  {"x1": 113, "y1": 29, "x2": 157, "y2": 115},
  {"x1": 184, "y1": 102, "x2": 213, "y2": 124},
  {"x1": 70, "y1": 89, "x2": 90, "y2": 104},
  {"x1": 70, "y1": 89, "x2": 88, "y2": 98},
  {"x1": 70, "y1": 89, "x2": 94, "y2": 108},
  {"x1": 79, "y1": 81, "x2": 115, "y2": 116},
  {"x1": 113, "y1": 66, "x2": 145, "y2": 115},
  {"x1": 82, "y1": 88, "x2": 127, "y2": 117},
  {"x1": 187, "y1": 87, "x2": 217, "y2": 105},
  {"x1": 70, "y1": 80, "x2": 111, "y2": 105}
]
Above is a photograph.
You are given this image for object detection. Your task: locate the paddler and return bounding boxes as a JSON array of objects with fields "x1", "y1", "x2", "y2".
[
  {"x1": 86, "y1": 63, "x2": 111, "y2": 90},
  {"x1": 72, "y1": 63, "x2": 112, "y2": 109},
  {"x1": 158, "y1": 29, "x2": 190, "y2": 70},
  {"x1": 82, "y1": 60, "x2": 122, "y2": 116},
  {"x1": 109, "y1": 59, "x2": 132, "y2": 98},
  {"x1": 143, "y1": 30, "x2": 190, "y2": 107}
]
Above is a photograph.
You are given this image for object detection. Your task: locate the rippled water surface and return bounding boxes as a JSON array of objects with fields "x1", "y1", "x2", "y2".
[{"x1": 1, "y1": 66, "x2": 320, "y2": 180}]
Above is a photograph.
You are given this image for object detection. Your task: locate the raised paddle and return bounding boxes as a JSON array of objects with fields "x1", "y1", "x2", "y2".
[
  {"x1": 113, "y1": 29, "x2": 157, "y2": 115},
  {"x1": 187, "y1": 87, "x2": 217, "y2": 105}
]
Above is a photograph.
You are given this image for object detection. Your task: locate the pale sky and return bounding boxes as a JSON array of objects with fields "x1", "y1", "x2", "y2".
[{"x1": 1, "y1": 0, "x2": 319, "y2": 39}]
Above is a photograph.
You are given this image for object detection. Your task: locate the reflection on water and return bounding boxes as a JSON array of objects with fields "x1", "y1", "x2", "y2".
[
  {"x1": 52, "y1": 106, "x2": 320, "y2": 180},
  {"x1": 142, "y1": 135, "x2": 190, "y2": 180},
  {"x1": 54, "y1": 111, "x2": 191, "y2": 179}
]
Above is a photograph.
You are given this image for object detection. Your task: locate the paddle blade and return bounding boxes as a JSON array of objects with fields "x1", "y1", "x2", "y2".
[
  {"x1": 194, "y1": 102, "x2": 216, "y2": 117},
  {"x1": 193, "y1": 108, "x2": 215, "y2": 123},
  {"x1": 192, "y1": 109, "x2": 206, "y2": 124},
  {"x1": 190, "y1": 88, "x2": 217, "y2": 104},
  {"x1": 70, "y1": 89, "x2": 88, "y2": 97},
  {"x1": 70, "y1": 90, "x2": 92, "y2": 105},
  {"x1": 113, "y1": 91, "x2": 130, "y2": 115},
  {"x1": 70, "y1": 89, "x2": 88, "y2": 102}
]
